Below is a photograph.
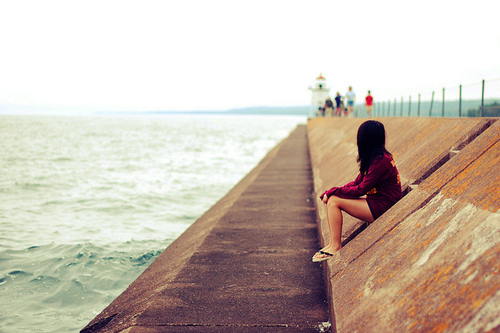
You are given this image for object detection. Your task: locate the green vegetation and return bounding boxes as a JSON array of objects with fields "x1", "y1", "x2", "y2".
[{"x1": 467, "y1": 102, "x2": 500, "y2": 117}]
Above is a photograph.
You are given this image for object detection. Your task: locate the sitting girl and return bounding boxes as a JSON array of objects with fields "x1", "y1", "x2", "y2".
[{"x1": 313, "y1": 120, "x2": 402, "y2": 262}]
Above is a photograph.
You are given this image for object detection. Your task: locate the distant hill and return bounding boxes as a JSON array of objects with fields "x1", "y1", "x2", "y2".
[
  {"x1": 4, "y1": 100, "x2": 494, "y2": 117},
  {"x1": 221, "y1": 99, "x2": 500, "y2": 117},
  {"x1": 224, "y1": 106, "x2": 311, "y2": 116},
  {"x1": 467, "y1": 101, "x2": 500, "y2": 117},
  {"x1": 137, "y1": 106, "x2": 312, "y2": 116}
]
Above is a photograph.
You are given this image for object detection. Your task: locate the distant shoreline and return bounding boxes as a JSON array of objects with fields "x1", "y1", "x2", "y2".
[
  {"x1": 1, "y1": 99, "x2": 499, "y2": 117},
  {"x1": 123, "y1": 105, "x2": 312, "y2": 116}
]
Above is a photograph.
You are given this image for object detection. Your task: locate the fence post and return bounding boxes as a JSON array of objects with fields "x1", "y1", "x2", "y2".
[
  {"x1": 388, "y1": 100, "x2": 391, "y2": 117},
  {"x1": 394, "y1": 98, "x2": 397, "y2": 117},
  {"x1": 442, "y1": 88, "x2": 445, "y2": 117},
  {"x1": 409, "y1": 95, "x2": 411, "y2": 116},
  {"x1": 459, "y1": 85, "x2": 462, "y2": 117},
  {"x1": 418, "y1": 93, "x2": 421, "y2": 117},
  {"x1": 430, "y1": 91, "x2": 435, "y2": 117},
  {"x1": 481, "y1": 79, "x2": 485, "y2": 117}
]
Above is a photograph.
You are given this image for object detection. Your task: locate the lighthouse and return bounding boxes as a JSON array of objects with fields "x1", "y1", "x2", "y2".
[{"x1": 308, "y1": 73, "x2": 330, "y2": 117}]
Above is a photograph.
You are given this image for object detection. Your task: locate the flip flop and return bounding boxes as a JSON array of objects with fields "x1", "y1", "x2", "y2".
[{"x1": 312, "y1": 251, "x2": 333, "y2": 262}]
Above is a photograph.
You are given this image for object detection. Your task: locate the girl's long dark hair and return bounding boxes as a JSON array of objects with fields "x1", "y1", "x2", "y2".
[{"x1": 357, "y1": 120, "x2": 390, "y2": 174}]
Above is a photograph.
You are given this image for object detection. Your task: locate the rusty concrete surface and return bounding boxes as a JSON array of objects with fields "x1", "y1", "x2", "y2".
[
  {"x1": 307, "y1": 117, "x2": 490, "y2": 252},
  {"x1": 81, "y1": 125, "x2": 329, "y2": 332},
  {"x1": 308, "y1": 117, "x2": 499, "y2": 332}
]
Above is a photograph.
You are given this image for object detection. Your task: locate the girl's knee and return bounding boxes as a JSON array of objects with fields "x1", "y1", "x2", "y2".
[{"x1": 326, "y1": 195, "x2": 341, "y2": 208}]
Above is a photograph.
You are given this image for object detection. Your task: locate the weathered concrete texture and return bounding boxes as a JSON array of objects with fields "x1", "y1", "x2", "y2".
[
  {"x1": 307, "y1": 117, "x2": 491, "y2": 246},
  {"x1": 308, "y1": 117, "x2": 500, "y2": 332},
  {"x1": 81, "y1": 126, "x2": 329, "y2": 333}
]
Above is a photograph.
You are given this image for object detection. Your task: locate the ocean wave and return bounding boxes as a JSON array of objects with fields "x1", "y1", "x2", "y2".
[{"x1": 0, "y1": 241, "x2": 164, "y2": 331}]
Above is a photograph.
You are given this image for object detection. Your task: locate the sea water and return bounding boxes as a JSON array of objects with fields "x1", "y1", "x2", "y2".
[{"x1": 0, "y1": 114, "x2": 306, "y2": 332}]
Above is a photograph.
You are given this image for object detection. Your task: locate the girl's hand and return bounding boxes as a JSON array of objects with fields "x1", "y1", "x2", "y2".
[{"x1": 322, "y1": 195, "x2": 329, "y2": 204}]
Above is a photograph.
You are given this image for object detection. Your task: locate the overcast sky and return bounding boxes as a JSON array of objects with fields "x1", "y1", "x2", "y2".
[{"x1": 1, "y1": 0, "x2": 499, "y2": 113}]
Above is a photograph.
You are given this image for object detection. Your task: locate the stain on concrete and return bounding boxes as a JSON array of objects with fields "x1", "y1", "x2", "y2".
[{"x1": 309, "y1": 118, "x2": 499, "y2": 332}]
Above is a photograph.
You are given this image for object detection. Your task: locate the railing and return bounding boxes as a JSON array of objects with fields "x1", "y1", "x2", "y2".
[{"x1": 357, "y1": 78, "x2": 500, "y2": 118}]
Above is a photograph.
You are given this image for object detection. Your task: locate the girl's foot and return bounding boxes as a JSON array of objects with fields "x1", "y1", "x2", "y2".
[
  {"x1": 312, "y1": 244, "x2": 341, "y2": 262},
  {"x1": 319, "y1": 245, "x2": 341, "y2": 254},
  {"x1": 312, "y1": 251, "x2": 333, "y2": 262}
]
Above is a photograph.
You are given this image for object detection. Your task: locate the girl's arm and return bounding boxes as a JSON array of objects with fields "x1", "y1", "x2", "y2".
[
  {"x1": 320, "y1": 173, "x2": 363, "y2": 199},
  {"x1": 320, "y1": 157, "x2": 388, "y2": 199}
]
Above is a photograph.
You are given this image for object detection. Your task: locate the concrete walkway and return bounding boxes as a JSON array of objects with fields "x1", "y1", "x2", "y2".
[{"x1": 82, "y1": 125, "x2": 329, "y2": 332}]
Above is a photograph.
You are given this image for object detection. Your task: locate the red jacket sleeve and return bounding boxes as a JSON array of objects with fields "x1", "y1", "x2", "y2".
[{"x1": 320, "y1": 156, "x2": 388, "y2": 199}]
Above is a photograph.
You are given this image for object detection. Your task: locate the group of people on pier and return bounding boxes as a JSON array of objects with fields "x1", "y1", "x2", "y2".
[{"x1": 318, "y1": 87, "x2": 373, "y2": 118}]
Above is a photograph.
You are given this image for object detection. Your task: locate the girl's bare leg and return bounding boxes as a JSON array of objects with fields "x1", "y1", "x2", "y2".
[{"x1": 320, "y1": 195, "x2": 374, "y2": 254}]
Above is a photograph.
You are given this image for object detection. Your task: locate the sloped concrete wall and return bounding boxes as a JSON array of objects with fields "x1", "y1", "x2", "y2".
[{"x1": 307, "y1": 117, "x2": 499, "y2": 332}]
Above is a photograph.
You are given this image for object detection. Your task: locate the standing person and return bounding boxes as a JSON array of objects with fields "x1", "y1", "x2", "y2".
[
  {"x1": 324, "y1": 97, "x2": 334, "y2": 117},
  {"x1": 317, "y1": 106, "x2": 324, "y2": 117},
  {"x1": 365, "y1": 90, "x2": 374, "y2": 118},
  {"x1": 312, "y1": 120, "x2": 402, "y2": 262},
  {"x1": 334, "y1": 92, "x2": 343, "y2": 117},
  {"x1": 345, "y1": 86, "x2": 356, "y2": 117}
]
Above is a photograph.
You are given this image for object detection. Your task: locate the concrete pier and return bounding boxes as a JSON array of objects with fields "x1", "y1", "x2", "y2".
[
  {"x1": 82, "y1": 125, "x2": 329, "y2": 332},
  {"x1": 83, "y1": 117, "x2": 500, "y2": 332},
  {"x1": 308, "y1": 117, "x2": 499, "y2": 332}
]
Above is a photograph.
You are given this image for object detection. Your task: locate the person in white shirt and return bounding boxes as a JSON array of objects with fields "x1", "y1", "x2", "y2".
[{"x1": 345, "y1": 86, "x2": 356, "y2": 117}]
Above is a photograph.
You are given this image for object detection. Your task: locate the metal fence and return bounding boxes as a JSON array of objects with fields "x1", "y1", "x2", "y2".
[{"x1": 357, "y1": 78, "x2": 500, "y2": 118}]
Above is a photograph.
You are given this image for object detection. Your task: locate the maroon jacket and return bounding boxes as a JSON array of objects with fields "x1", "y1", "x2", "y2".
[{"x1": 321, "y1": 153, "x2": 402, "y2": 219}]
